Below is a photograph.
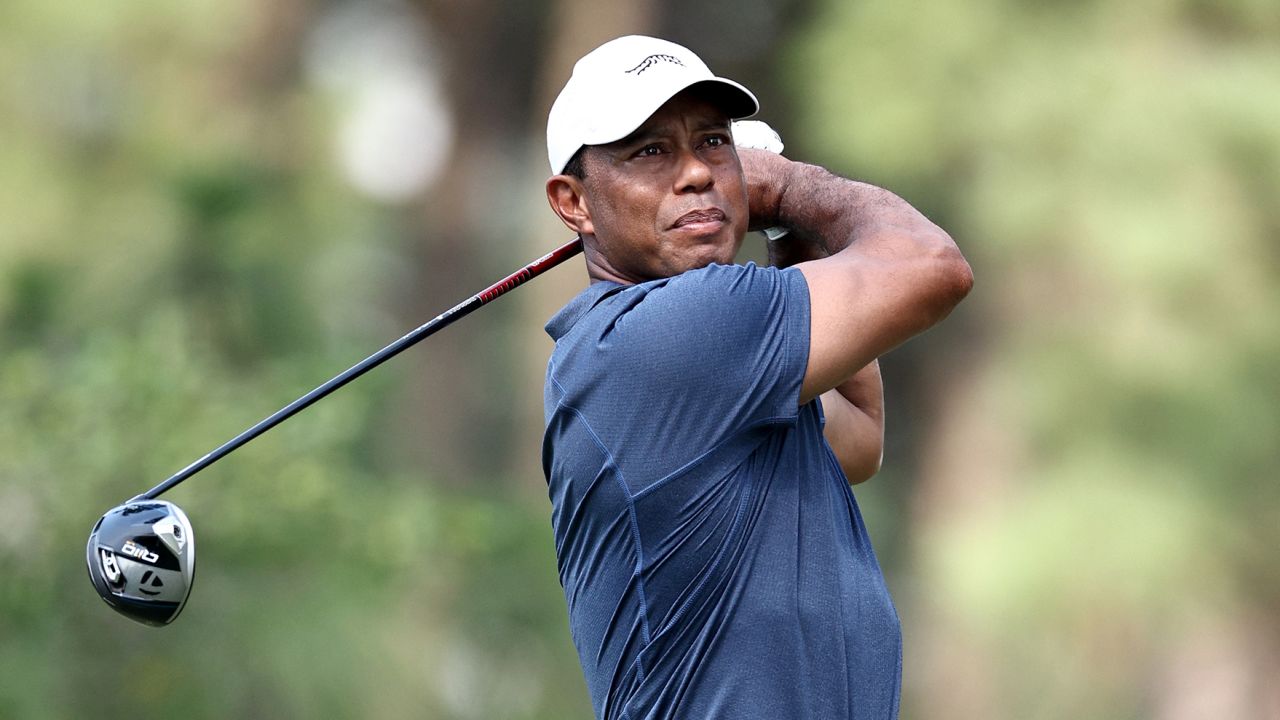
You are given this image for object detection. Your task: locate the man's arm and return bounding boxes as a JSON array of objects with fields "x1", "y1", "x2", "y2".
[
  {"x1": 742, "y1": 148, "x2": 972, "y2": 406},
  {"x1": 821, "y1": 363, "x2": 884, "y2": 483},
  {"x1": 764, "y1": 223, "x2": 884, "y2": 483}
]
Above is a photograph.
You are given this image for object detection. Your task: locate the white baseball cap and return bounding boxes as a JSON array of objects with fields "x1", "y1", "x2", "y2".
[{"x1": 547, "y1": 35, "x2": 759, "y2": 174}]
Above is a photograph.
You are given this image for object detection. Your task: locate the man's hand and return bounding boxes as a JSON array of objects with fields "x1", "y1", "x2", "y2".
[{"x1": 736, "y1": 146, "x2": 794, "y2": 234}]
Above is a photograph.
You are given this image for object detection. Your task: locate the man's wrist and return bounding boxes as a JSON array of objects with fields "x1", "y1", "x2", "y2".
[
  {"x1": 740, "y1": 148, "x2": 794, "y2": 232},
  {"x1": 766, "y1": 232, "x2": 828, "y2": 268}
]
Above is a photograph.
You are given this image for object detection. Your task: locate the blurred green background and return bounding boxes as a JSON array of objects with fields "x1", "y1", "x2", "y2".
[{"x1": 2, "y1": 0, "x2": 1277, "y2": 718}]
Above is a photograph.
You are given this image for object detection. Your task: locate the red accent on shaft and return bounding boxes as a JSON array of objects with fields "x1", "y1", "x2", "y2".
[{"x1": 478, "y1": 236, "x2": 584, "y2": 303}]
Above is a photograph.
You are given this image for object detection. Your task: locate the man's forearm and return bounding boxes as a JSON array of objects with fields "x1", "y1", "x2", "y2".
[{"x1": 745, "y1": 151, "x2": 956, "y2": 262}]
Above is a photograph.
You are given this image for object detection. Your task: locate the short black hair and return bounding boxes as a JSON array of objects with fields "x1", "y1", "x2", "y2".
[{"x1": 562, "y1": 146, "x2": 588, "y2": 179}]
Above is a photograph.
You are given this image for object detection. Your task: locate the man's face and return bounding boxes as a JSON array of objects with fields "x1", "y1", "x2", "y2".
[{"x1": 576, "y1": 90, "x2": 749, "y2": 283}]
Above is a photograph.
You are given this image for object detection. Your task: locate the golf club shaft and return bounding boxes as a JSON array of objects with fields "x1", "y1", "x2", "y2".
[{"x1": 134, "y1": 236, "x2": 584, "y2": 501}]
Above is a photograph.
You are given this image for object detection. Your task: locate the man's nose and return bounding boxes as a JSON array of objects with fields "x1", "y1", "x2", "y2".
[{"x1": 674, "y1": 149, "x2": 714, "y2": 194}]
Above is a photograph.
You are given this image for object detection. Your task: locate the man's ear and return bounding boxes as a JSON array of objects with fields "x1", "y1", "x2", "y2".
[{"x1": 546, "y1": 175, "x2": 594, "y2": 237}]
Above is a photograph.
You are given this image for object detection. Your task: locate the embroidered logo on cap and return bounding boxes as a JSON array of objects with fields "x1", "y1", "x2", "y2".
[{"x1": 625, "y1": 54, "x2": 685, "y2": 75}]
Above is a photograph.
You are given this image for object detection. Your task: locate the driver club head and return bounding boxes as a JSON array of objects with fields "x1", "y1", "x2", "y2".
[{"x1": 86, "y1": 499, "x2": 195, "y2": 627}]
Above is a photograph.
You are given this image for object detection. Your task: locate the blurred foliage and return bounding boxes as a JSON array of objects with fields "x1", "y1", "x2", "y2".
[{"x1": 2, "y1": 0, "x2": 1278, "y2": 718}]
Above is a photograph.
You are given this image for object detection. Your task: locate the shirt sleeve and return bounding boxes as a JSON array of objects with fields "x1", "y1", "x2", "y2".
[{"x1": 585, "y1": 263, "x2": 811, "y2": 488}]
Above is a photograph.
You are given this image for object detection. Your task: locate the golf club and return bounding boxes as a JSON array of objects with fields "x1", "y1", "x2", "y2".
[{"x1": 87, "y1": 236, "x2": 584, "y2": 626}]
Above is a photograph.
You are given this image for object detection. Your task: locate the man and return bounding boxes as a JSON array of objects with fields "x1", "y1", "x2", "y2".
[{"x1": 541, "y1": 36, "x2": 972, "y2": 719}]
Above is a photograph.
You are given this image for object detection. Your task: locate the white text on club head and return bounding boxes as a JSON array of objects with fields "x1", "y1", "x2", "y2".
[{"x1": 121, "y1": 540, "x2": 159, "y2": 564}]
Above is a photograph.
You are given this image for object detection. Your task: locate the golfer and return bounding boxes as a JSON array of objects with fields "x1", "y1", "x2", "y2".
[{"x1": 541, "y1": 35, "x2": 972, "y2": 719}]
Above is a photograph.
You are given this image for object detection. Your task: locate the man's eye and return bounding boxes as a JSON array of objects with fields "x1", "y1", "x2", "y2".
[{"x1": 635, "y1": 145, "x2": 663, "y2": 158}]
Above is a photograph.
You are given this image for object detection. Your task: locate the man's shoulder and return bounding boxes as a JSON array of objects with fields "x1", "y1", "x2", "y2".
[
  {"x1": 612, "y1": 262, "x2": 800, "y2": 315},
  {"x1": 632, "y1": 262, "x2": 806, "y2": 332},
  {"x1": 547, "y1": 261, "x2": 809, "y2": 391},
  {"x1": 552, "y1": 263, "x2": 797, "y2": 342},
  {"x1": 664, "y1": 261, "x2": 791, "y2": 291}
]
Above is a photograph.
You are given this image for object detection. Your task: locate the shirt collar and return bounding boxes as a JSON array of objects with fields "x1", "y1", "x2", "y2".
[{"x1": 545, "y1": 280, "x2": 624, "y2": 341}]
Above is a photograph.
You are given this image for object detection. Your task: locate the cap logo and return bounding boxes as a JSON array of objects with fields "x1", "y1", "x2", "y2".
[{"x1": 625, "y1": 54, "x2": 684, "y2": 75}]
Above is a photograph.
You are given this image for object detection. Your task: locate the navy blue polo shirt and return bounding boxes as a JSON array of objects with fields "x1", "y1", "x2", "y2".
[{"x1": 543, "y1": 262, "x2": 901, "y2": 720}]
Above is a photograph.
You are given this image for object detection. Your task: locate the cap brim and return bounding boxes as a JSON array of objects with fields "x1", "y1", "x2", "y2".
[
  {"x1": 579, "y1": 76, "x2": 759, "y2": 148},
  {"x1": 685, "y1": 78, "x2": 759, "y2": 122}
]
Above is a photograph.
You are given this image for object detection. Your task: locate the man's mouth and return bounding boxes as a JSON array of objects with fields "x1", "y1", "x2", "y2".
[{"x1": 672, "y1": 207, "x2": 727, "y2": 230}]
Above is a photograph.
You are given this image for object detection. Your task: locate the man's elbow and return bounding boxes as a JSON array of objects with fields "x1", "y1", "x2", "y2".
[
  {"x1": 842, "y1": 442, "x2": 884, "y2": 485},
  {"x1": 945, "y1": 244, "x2": 975, "y2": 303},
  {"x1": 924, "y1": 236, "x2": 973, "y2": 319},
  {"x1": 845, "y1": 454, "x2": 882, "y2": 485}
]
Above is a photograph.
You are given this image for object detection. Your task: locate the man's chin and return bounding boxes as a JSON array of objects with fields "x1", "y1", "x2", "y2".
[
  {"x1": 668, "y1": 244, "x2": 741, "y2": 275},
  {"x1": 677, "y1": 225, "x2": 743, "y2": 255}
]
